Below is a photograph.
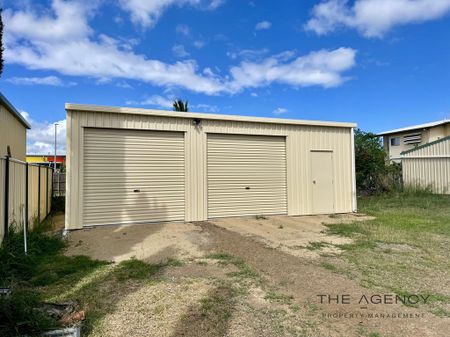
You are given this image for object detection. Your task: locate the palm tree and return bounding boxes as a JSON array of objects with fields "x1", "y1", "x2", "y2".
[{"x1": 173, "y1": 99, "x2": 188, "y2": 112}]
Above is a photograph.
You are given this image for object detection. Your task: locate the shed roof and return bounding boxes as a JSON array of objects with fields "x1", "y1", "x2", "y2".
[
  {"x1": 65, "y1": 103, "x2": 357, "y2": 128},
  {"x1": 0, "y1": 92, "x2": 31, "y2": 129}
]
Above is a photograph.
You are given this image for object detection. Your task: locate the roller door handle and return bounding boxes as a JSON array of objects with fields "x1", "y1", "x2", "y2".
[
  {"x1": 245, "y1": 186, "x2": 251, "y2": 190},
  {"x1": 133, "y1": 189, "x2": 141, "y2": 193}
]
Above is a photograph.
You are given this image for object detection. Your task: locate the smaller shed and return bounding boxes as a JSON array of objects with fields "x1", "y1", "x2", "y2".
[
  {"x1": 0, "y1": 92, "x2": 31, "y2": 161},
  {"x1": 401, "y1": 137, "x2": 450, "y2": 194}
]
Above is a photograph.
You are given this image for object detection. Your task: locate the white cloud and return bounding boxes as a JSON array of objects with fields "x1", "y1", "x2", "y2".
[
  {"x1": 227, "y1": 47, "x2": 357, "y2": 91},
  {"x1": 20, "y1": 111, "x2": 67, "y2": 154},
  {"x1": 255, "y1": 21, "x2": 272, "y2": 30},
  {"x1": 4, "y1": 1, "x2": 356, "y2": 95},
  {"x1": 176, "y1": 24, "x2": 190, "y2": 36},
  {"x1": 4, "y1": 1, "x2": 224, "y2": 94},
  {"x1": 193, "y1": 40, "x2": 206, "y2": 49},
  {"x1": 305, "y1": 0, "x2": 450, "y2": 38},
  {"x1": 192, "y1": 103, "x2": 219, "y2": 112},
  {"x1": 250, "y1": 92, "x2": 258, "y2": 97},
  {"x1": 227, "y1": 48, "x2": 270, "y2": 61},
  {"x1": 172, "y1": 44, "x2": 190, "y2": 58},
  {"x1": 272, "y1": 108, "x2": 288, "y2": 115},
  {"x1": 119, "y1": 0, "x2": 225, "y2": 29},
  {"x1": 126, "y1": 95, "x2": 174, "y2": 108},
  {"x1": 6, "y1": 76, "x2": 75, "y2": 86}
]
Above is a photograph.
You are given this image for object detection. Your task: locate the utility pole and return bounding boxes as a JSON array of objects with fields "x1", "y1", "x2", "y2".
[{"x1": 54, "y1": 123, "x2": 58, "y2": 171}]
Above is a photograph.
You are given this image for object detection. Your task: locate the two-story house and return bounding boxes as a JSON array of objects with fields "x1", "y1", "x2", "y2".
[{"x1": 378, "y1": 119, "x2": 450, "y2": 162}]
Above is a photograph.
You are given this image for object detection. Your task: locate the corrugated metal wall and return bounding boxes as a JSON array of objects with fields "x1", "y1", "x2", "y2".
[
  {"x1": 402, "y1": 138, "x2": 450, "y2": 194},
  {"x1": 0, "y1": 158, "x2": 52, "y2": 243},
  {"x1": 66, "y1": 109, "x2": 355, "y2": 229},
  {"x1": 0, "y1": 105, "x2": 27, "y2": 161}
]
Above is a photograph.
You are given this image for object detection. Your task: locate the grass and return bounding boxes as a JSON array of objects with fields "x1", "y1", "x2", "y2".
[
  {"x1": 0, "y1": 221, "x2": 177, "y2": 337},
  {"x1": 206, "y1": 253, "x2": 260, "y2": 281},
  {"x1": 325, "y1": 191, "x2": 450, "y2": 316}
]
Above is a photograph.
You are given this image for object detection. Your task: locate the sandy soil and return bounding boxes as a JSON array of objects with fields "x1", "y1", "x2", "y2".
[
  {"x1": 209, "y1": 214, "x2": 373, "y2": 258},
  {"x1": 66, "y1": 222, "x2": 209, "y2": 263}
]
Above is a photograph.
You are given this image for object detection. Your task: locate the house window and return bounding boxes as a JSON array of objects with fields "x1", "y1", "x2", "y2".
[{"x1": 390, "y1": 137, "x2": 400, "y2": 146}]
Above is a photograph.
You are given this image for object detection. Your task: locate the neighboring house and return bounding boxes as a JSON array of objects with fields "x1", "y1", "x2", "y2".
[
  {"x1": 0, "y1": 92, "x2": 31, "y2": 161},
  {"x1": 378, "y1": 120, "x2": 450, "y2": 162},
  {"x1": 27, "y1": 154, "x2": 66, "y2": 171},
  {"x1": 401, "y1": 137, "x2": 450, "y2": 194},
  {"x1": 65, "y1": 104, "x2": 357, "y2": 230}
]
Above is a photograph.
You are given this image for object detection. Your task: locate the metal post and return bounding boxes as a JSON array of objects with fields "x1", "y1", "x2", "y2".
[
  {"x1": 54, "y1": 123, "x2": 58, "y2": 172},
  {"x1": 37, "y1": 166, "x2": 41, "y2": 222},
  {"x1": 25, "y1": 163, "x2": 29, "y2": 232},
  {"x1": 4, "y1": 156, "x2": 9, "y2": 236},
  {"x1": 46, "y1": 168, "x2": 49, "y2": 217}
]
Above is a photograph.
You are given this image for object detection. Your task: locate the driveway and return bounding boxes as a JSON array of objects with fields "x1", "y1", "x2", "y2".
[{"x1": 65, "y1": 214, "x2": 446, "y2": 337}]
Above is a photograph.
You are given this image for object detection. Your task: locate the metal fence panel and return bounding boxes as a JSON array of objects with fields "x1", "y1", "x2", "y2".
[{"x1": 1, "y1": 157, "x2": 53, "y2": 243}]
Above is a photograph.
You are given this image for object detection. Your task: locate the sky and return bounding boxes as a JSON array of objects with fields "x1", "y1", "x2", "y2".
[{"x1": 1, "y1": 0, "x2": 450, "y2": 154}]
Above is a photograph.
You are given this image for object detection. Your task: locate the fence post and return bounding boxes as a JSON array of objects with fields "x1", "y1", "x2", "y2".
[
  {"x1": 37, "y1": 166, "x2": 41, "y2": 222},
  {"x1": 25, "y1": 163, "x2": 29, "y2": 232},
  {"x1": 4, "y1": 157, "x2": 9, "y2": 237},
  {"x1": 46, "y1": 168, "x2": 49, "y2": 217}
]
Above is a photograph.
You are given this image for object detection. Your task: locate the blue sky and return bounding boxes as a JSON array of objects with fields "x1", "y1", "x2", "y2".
[{"x1": 1, "y1": 0, "x2": 450, "y2": 154}]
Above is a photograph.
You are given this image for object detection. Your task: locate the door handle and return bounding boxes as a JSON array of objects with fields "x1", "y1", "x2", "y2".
[
  {"x1": 245, "y1": 186, "x2": 250, "y2": 190},
  {"x1": 133, "y1": 189, "x2": 140, "y2": 193},
  {"x1": 313, "y1": 180, "x2": 316, "y2": 184}
]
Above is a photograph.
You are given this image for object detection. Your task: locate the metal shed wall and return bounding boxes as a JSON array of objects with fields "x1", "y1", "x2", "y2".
[
  {"x1": 0, "y1": 104, "x2": 27, "y2": 161},
  {"x1": 402, "y1": 138, "x2": 450, "y2": 194},
  {"x1": 65, "y1": 106, "x2": 356, "y2": 230}
]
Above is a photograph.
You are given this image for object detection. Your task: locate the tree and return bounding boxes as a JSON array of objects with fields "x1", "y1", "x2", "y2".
[
  {"x1": 354, "y1": 128, "x2": 387, "y2": 194},
  {"x1": 173, "y1": 99, "x2": 188, "y2": 112},
  {"x1": 0, "y1": 9, "x2": 4, "y2": 77}
]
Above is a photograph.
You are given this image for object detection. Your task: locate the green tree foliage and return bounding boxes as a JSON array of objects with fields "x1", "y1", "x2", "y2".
[
  {"x1": 173, "y1": 99, "x2": 188, "y2": 112},
  {"x1": 354, "y1": 129, "x2": 401, "y2": 194}
]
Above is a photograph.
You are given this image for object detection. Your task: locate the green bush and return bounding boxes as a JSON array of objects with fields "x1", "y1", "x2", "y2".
[{"x1": 355, "y1": 129, "x2": 403, "y2": 194}]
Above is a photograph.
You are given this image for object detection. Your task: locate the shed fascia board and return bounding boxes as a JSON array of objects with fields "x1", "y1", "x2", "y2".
[
  {"x1": 400, "y1": 136, "x2": 450, "y2": 156},
  {"x1": 0, "y1": 92, "x2": 31, "y2": 129},
  {"x1": 65, "y1": 103, "x2": 357, "y2": 129}
]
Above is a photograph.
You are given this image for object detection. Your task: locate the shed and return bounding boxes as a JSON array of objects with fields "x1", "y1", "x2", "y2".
[
  {"x1": 65, "y1": 104, "x2": 357, "y2": 229},
  {"x1": 401, "y1": 136, "x2": 450, "y2": 194},
  {"x1": 0, "y1": 92, "x2": 31, "y2": 161}
]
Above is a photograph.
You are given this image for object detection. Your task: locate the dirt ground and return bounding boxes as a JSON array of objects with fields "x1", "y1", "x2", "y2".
[{"x1": 65, "y1": 215, "x2": 448, "y2": 337}]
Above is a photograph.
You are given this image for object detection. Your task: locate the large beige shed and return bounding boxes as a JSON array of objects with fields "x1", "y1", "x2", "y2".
[{"x1": 65, "y1": 104, "x2": 357, "y2": 230}]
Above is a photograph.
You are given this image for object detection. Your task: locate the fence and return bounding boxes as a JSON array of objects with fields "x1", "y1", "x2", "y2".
[
  {"x1": 0, "y1": 157, "x2": 52, "y2": 243},
  {"x1": 53, "y1": 172, "x2": 66, "y2": 197}
]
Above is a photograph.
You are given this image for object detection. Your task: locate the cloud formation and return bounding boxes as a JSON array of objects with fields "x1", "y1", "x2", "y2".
[
  {"x1": 21, "y1": 111, "x2": 66, "y2": 155},
  {"x1": 4, "y1": 0, "x2": 356, "y2": 94},
  {"x1": 119, "y1": 0, "x2": 225, "y2": 28},
  {"x1": 255, "y1": 21, "x2": 272, "y2": 30},
  {"x1": 305, "y1": 0, "x2": 450, "y2": 37},
  {"x1": 7, "y1": 76, "x2": 75, "y2": 86}
]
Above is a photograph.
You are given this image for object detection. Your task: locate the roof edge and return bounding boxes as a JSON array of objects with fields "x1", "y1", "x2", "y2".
[
  {"x1": 401, "y1": 136, "x2": 450, "y2": 156},
  {"x1": 377, "y1": 120, "x2": 449, "y2": 136},
  {"x1": 65, "y1": 103, "x2": 357, "y2": 128},
  {"x1": 0, "y1": 92, "x2": 31, "y2": 129}
]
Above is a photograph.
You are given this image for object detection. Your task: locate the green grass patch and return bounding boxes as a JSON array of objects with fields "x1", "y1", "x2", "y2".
[
  {"x1": 264, "y1": 291, "x2": 294, "y2": 305},
  {"x1": 0, "y1": 222, "x2": 178, "y2": 337},
  {"x1": 207, "y1": 252, "x2": 260, "y2": 281},
  {"x1": 324, "y1": 192, "x2": 450, "y2": 316},
  {"x1": 305, "y1": 241, "x2": 329, "y2": 251}
]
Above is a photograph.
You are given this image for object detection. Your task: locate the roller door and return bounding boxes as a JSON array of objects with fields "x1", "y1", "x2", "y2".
[
  {"x1": 83, "y1": 128, "x2": 185, "y2": 226},
  {"x1": 207, "y1": 134, "x2": 287, "y2": 218}
]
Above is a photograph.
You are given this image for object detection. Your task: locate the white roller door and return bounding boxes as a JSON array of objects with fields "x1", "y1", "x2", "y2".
[
  {"x1": 83, "y1": 128, "x2": 185, "y2": 226},
  {"x1": 207, "y1": 134, "x2": 287, "y2": 218}
]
